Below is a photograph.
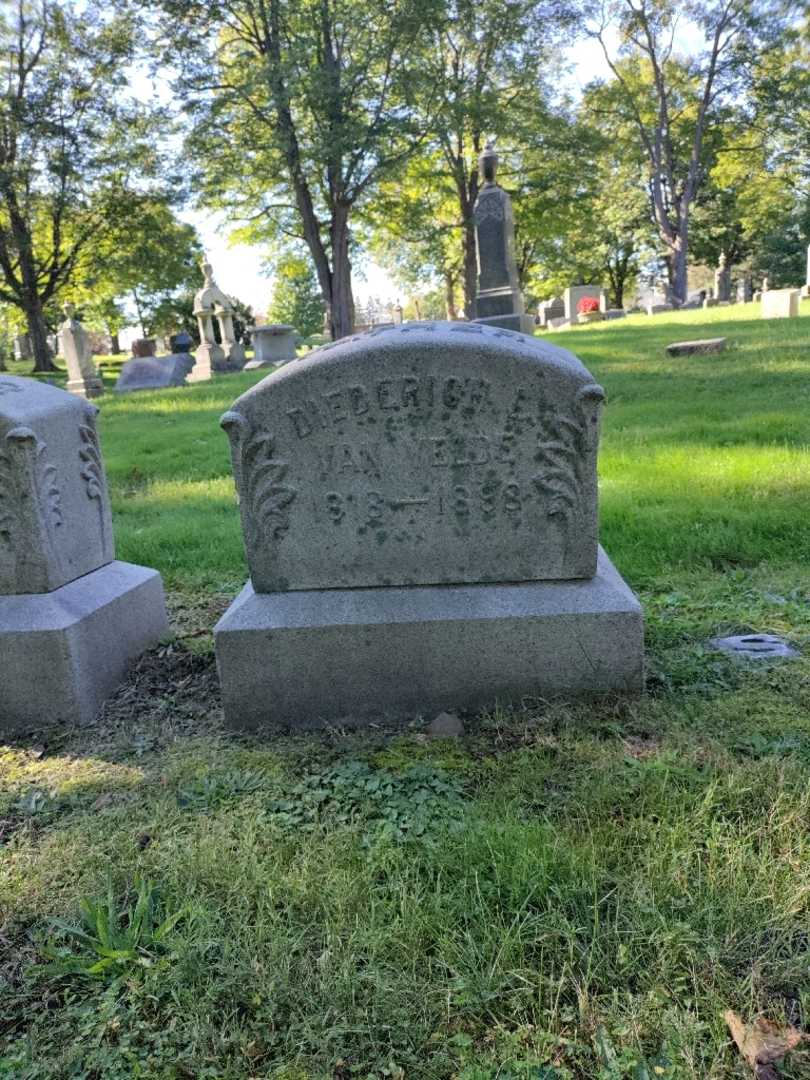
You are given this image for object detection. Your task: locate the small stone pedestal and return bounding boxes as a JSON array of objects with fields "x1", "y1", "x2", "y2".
[
  {"x1": 246, "y1": 324, "x2": 297, "y2": 369},
  {"x1": 0, "y1": 376, "x2": 168, "y2": 734},
  {"x1": 215, "y1": 548, "x2": 643, "y2": 730},
  {"x1": 1, "y1": 562, "x2": 168, "y2": 732}
]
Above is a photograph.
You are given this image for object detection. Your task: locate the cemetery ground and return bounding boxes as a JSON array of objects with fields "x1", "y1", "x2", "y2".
[{"x1": 1, "y1": 304, "x2": 810, "y2": 1079}]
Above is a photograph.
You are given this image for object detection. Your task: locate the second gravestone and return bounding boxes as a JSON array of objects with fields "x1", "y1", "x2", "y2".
[{"x1": 215, "y1": 323, "x2": 643, "y2": 729}]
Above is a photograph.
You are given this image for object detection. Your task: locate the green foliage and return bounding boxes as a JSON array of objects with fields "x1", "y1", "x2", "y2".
[
  {"x1": 267, "y1": 254, "x2": 325, "y2": 337},
  {"x1": 37, "y1": 877, "x2": 187, "y2": 984},
  {"x1": 177, "y1": 768, "x2": 268, "y2": 809},
  {"x1": 265, "y1": 760, "x2": 466, "y2": 841}
]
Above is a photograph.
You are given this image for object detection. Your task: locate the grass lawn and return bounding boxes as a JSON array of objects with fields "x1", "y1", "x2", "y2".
[{"x1": 1, "y1": 303, "x2": 809, "y2": 1078}]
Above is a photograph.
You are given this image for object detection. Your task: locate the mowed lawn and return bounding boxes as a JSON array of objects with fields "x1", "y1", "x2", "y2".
[{"x1": 1, "y1": 304, "x2": 810, "y2": 1078}]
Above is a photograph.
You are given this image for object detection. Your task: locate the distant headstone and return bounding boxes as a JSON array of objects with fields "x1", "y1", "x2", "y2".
[
  {"x1": 761, "y1": 289, "x2": 799, "y2": 319},
  {"x1": 171, "y1": 330, "x2": 194, "y2": 353},
  {"x1": 13, "y1": 335, "x2": 31, "y2": 362},
  {"x1": 564, "y1": 286, "x2": 606, "y2": 322},
  {"x1": 472, "y1": 143, "x2": 534, "y2": 334},
  {"x1": 703, "y1": 298, "x2": 718, "y2": 309},
  {"x1": 114, "y1": 353, "x2": 196, "y2": 393},
  {"x1": 131, "y1": 338, "x2": 156, "y2": 357},
  {"x1": 802, "y1": 243, "x2": 810, "y2": 298},
  {"x1": 57, "y1": 304, "x2": 104, "y2": 399},
  {"x1": 192, "y1": 257, "x2": 246, "y2": 381},
  {"x1": 666, "y1": 337, "x2": 726, "y2": 356},
  {"x1": 246, "y1": 324, "x2": 297, "y2": 370},
  {"x1": 714, "y1": 253, "x2": 731, "y2": 302},
  {"x1": 214, "y1": 322, "x2": 644, "y2": 730},
  {"x1": 0, "y1": 376, "x2": 168, "y2": 732},
  {"x1": 393, "y1": 303, "x2": 404, "y2": 325},
  {"x1": 603, "y1": 309, "x2": 626, "y2": 320},
  {"x1": 538, "y1": 297, "x2": 564, "y2": 327},
  {"x1": 646, "y1": 303, "x2": 673, "y2": 315}
]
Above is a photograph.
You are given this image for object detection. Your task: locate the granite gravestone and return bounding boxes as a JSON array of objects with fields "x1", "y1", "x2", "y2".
[
  {"x1": 563, "y1": 287, "x2": 606, "y2": 323},
  {"x1": 714, "y1": 254, "x2": 731, "y2": 302},
  {"x1": 58, "y1": 304, "x2": 104, "y2": 399},
  {"x1": 472, "y1": 144, "x2": 535, "y2": 334},
  {"x1": 246, "y1": 324, "x2": 297, "y2": 370},
  {"x1": 214, "y1": 322, "x2": 644, "y2": 730},
  {"x1": 114, "y1": 352, "x2": 196, "y2": 393},
  {"x1": 802, "y1": 243, "x2": 810, "y2": 298},
  {"x1": 0, "y1": 376, "x2": 168, "y2": 732},
  {"x1": 762, "y1": 288, "x2": 799, "y2": 319}
]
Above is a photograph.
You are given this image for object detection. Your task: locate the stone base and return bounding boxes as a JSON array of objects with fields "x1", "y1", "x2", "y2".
[
  {"x1": 188, "y1": 343, "x2": 223, "y2": 382},
  {"x1": 0, "y1": 561, "x2": 169, "y2": 735},
  {"x1": 66, "y1": 376, "x2": 104, "y2": 399},
  {"x1": 214, "y1": 547, "x2": 644, "y2": 731},
  {"x1": 244, "y1": 356, "x2": 295, "y2": 371},
  {"x1": 473, "y1": 313, "x2": 536, "y2": 335}
]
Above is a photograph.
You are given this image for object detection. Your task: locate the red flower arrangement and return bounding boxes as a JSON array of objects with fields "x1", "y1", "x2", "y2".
[{"x1": 577, "y1": 296, "x2": 600, "y2": 314}]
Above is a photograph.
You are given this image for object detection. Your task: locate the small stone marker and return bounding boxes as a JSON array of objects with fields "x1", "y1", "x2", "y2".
[
  {"x1": 666, "y1": 337, "x2": 726, "y2": 357},
  {"x1": 58, "y1": 304, "x2": 104, "y2": 399},
  {"x1": 246, "y1": 324, "x2": 297, "y2": 370},
  {"x1": 646, "y1": 303, "x2": 673, "y2": 315},
  {"x1": 802, "y1": 243, "x2": 810, "y2": 298},
  {"x1": 214, "y1": 321, "x2": 644, "y2": 731},
  {"x1": 472, "y1": 143, "x2": 535, "y2": 334},
  {"x1": 0, "y1": 376, "x2": 168, "y2": 732},
  {"x1": 428, "y1": 712, "x2": 464, "y2": 738},
  {"x1": 131, "y1": 338, "x2": 157, "y2": 358},
  {"x1": 761, "y1": 288, "x2": 799, "y2": 319},
  {"x1": 709, "y1": 634, "x2": 799, "y2": 661},
  {"x1": 564, "y1": 286, "x2": 606, "y2": 322},
  {"x1": 114, "y1": 353, "x2": 195, "y2": 393}
]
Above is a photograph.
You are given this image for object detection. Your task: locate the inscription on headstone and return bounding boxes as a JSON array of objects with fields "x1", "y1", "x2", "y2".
[{"x1": 222, "y1": 323, "x2": 604, "y2": 592}]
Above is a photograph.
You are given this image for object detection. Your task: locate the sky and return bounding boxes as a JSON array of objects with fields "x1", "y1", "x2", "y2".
[{"x1": 174, "y1": 23, "x2": 705, "y2": 316}]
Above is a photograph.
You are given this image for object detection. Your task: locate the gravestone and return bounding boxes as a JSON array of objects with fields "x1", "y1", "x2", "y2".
[
  {"x1": 538, "y1": 297, "x2": 564, "y2": 327},
  {"x1": 0, "y1": 376, "x2": 168, "y2": 732},
  {"x1": 131, "y1": 338, "x2": 157, "y2": 357},
  {"x1": 192, "y1": 258, "x2": 246, "y2": 381},
  {"x1": 472, "y1": 144, "x2": 534, "y2": 334},
  {"x1": 646, "y1": 303, "x2": 673, "y2": 315},
  {"x1": 246, "y1": 324, "x2": 297, "y2": 370},
  {"x1": 114, "y1": 353, "x2": 196, "y2": 393},
  {"x1": 214, "y1": 322, "x2": 644, "y2": 730},
  {"x1": 171, "y1": 330, "x2": 194, "y2": 353},
  {"x1": 58, "y1": 304, "x2": 104, "y2": 399},
  {"x1": 802, "y1": 243, "x2": 810, "y2": 298},
  {"x1": 13, "y1": 335, "x2": 31, "y2": 362},
  {"x1": 714, "y1": 253, "x2": 731, "y2": 302},
  {"x1": 666, "y1": 337, "x2": 726, "y2": 356},
  {"x1": 564, "y1": 286, "x2": 606, "y2": 322},
  {"x1": 761, "y1": 289, "x2": 799, "y2": 319}
]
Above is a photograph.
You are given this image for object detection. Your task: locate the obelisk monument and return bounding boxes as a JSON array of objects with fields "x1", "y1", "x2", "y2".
[{"x1": 472, "y1": 142, "x2": 534, "y2": 334}]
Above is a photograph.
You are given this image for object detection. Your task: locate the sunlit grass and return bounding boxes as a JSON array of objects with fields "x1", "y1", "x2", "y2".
[{"x1": 1, "y1": 304, "x2": 810, "y2": 1077}]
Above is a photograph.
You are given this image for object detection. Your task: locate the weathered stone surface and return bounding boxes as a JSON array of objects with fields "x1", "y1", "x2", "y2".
[
  {"x1": 428, "y1": 711, "x2": 464, "y2": 737},
  {"x1": 221, "y1": 322, "x2": 605, "y2": 592},
  {"x1": 547, "y1": 316, "x2": 571, "y2": 330},
  {"x1": 646, "y1": 303, "x2": 673, "y2": 315},
  {"x1": 0, "y1": 560, "x2": 168, "y2": 733},
  {"x1": 247, "y1": 324, "x2": 297, "y2": 370},
  {"x1": 472, "y1": 144, "x2": 533, "y2": 334},
  {"x1": 709, "y1": 633, "x2": 799, "y2": 661},
  {"x1": 603, "y1": 309, "x2": 626, "y2": 320},
  {"x1": 761, "y1": 289, "x2": 799, "y2": 319},
  {"x1": 537, "y1": 297, "x2": 564, "y2": 327},
  {"x1": 214, "y1": 546, "x2": 644, "y2": 730},
  {"x1": 58, "y1": 305, "x2": 103, "y2": 399},
  {"x1": 666, "y1": 337, "x2": 726, "y2": 357},
  {"x1": 0, "y1": 376, "x2": 114, "y2": 594},
  {"x1": 115, "y1": 353, "x2": 195, "y2": 393},
  {"x1": 564, "y1": 287, "x2": 606, "y2": 322},
  {"x1": 194, "y1": 258, "x2": 245, "y2": 374}
]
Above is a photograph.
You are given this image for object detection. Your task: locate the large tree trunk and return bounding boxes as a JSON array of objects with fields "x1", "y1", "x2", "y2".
[
  {"x1": 462, "y1": 218, "x2": 477, "y2": 319},
  {"x1": 669, "y1": 225, "x2": 688, "y2": 306},
  {"x1": 329, "y1": 205, "x2": 355, "y2": 340},
  {"x1": 25, "y1": 296, "x2": 55, "y2": 373}
]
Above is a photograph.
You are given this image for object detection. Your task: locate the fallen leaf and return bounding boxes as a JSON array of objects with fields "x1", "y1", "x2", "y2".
[{"x1": 725, "y1": 1010, "x2": 804, "y2": 1078}]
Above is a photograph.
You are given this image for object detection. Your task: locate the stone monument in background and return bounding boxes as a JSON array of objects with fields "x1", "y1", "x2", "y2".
[
  {"x1": 714, "y1": 253, "x2": 731, "y2": 302},
  {"x1": 246, "y1": 324, "x2": 297, "y2": 370},
  {"x1": 191, "y1": 258, "x2": 246, "y2": 381},
  {"x1": 58, "y1": 304, "x2": 104, "y2": 399},
  {"x1": 472, "y1": 143, "x2": 534, "y2": 334},
  {"x1": 0, "y1": 377, "x2": 168, "y2": 732},
  {"x1": 214, "y1": 321, "x2": 644, "y2": 731},
  {"x1": 801, "y1": 243, "x2": 810, "y2": 298}
]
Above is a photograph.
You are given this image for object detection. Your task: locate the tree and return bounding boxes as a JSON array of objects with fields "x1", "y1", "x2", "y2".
[
  {"x1": 587, "y1": 0, "x2": 793, "y2": 303},
  {"x1": 68, "y1": 197, "x2": 203, "y2": 340},
  {"x1": 267, "y1": 253, "x2": 325, "y2": 337},
  {"x1": 0, "y1": 1, "x2": 153, "y2": 370},
  {"x1": 161, "y1": 0, "x2": 439, "y2": 340}
]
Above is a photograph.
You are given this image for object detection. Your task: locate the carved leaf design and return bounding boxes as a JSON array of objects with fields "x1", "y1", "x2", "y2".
[
  {"x1": 37, "y1": 444, "x2": 63, "y2": 530},
  {"x1": 241, "y1": 430, "x2": 297, "y2": 540},
  {"x1": 532, "y1": 383, "x2": 604, "y2": 529},
  {"x1": 79, "y1": 423, "x2": 104, "y2": 501}
]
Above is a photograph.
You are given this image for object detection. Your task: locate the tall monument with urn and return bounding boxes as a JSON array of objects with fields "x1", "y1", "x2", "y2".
[
  {"x1": 472, "y1": 142, "x2": 534, "y2": 334},
  {"x1": 191, "y1": 258, "x2": 246, "y2": 381}
]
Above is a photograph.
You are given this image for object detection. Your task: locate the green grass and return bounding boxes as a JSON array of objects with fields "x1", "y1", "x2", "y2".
[{"x1": 2, "y1": 303, "x2": 810, "y2": 1078}]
